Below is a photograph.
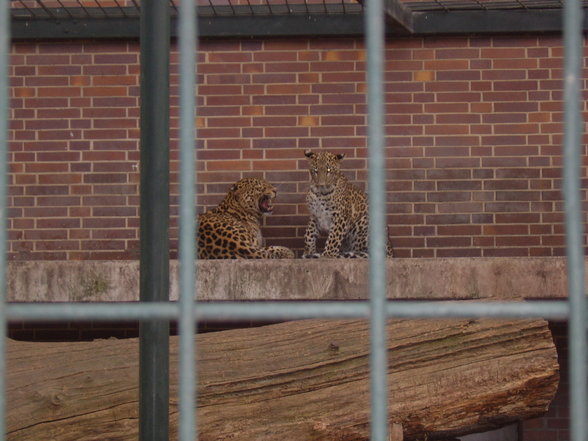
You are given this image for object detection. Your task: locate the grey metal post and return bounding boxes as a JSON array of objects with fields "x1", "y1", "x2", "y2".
[
  {"x1": 562, "y1": 1, "x2": 588, "y2": 441},
  {"x1": 365, "y1": 0, "x2": 388, "y2": 440},
  {"x1": 177, "y1": 0, "x2": 197, "y2": 438},
  {"x1": 0, "y1": 0, "x2": 9, "y2": 439},
  {"x1": 139, "y1": 0, "x2": 171, "y2": 439}
]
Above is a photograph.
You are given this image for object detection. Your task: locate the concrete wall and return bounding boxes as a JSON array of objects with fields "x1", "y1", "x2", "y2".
[{"x1": 7, "y1": 257, "x2": 573, "y2": 302}]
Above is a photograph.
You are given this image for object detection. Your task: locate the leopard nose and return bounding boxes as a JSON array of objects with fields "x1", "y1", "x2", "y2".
[{"x1": 317, "y1": 176, "x2": 330, "y2": 187}]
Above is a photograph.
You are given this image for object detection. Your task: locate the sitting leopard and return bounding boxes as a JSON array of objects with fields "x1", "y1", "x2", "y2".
[
  {"x1": 197, "y1": 177, "x2": 294, "y2": 259},
  {"x1": 303, "y1": 150, "x2": 394, "y2": 258}
]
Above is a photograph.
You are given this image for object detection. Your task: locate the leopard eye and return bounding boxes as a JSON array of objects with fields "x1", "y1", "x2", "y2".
[
  {"x1": 312, "y1": 167, "x2": 318, "y2": 174},
  {"x1": 326, "y1": 167, "x2": 332, "y2": 173}
]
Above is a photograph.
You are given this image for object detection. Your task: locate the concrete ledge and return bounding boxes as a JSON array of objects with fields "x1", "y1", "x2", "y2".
[{"x1": 7, "y1": 257, "x2": 573, "y2": 302}]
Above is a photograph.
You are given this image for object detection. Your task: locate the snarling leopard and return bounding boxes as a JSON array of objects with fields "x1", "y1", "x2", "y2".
[
  {"x1": 197, "y1": 177, "x2": 294, "y2": 259},
  {"x1": 303, "y1": 150, "x2": 394, "y2": 258}
]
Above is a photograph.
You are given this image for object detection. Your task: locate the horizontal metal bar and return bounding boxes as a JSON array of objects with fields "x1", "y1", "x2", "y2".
[
  {"x1": 10, "y1": 3, "x2": 363, "y2": 20},
  {"x1": 7, "y1": 302, "x2": 180, "y2": 321},
  {"x1": 198, "y1": 301, "x2": 371, "y2": 320},
  {"x1": 6, "y1": 300, "x2": 571, "y2": 322},
  {"x1": 200, "y1": 300, "x2": 571, "y2": 320},
  {"x1": 13, "y1": 7, "x2": 588, "y2": 40},
  {"x1": 390, "y1": 300, "x2": 570, "y2": 319},
  {"x1": 413, "y1": 9, "x2": 573, "y2": 34},
  {"x1": 10, "y1": 14, "x2": 365, "y2": 40}
]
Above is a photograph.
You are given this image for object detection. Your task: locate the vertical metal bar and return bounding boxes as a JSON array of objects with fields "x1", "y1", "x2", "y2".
[
  {"x1": 177, "y1": 0, "x2": 197, "y2": 438},
  {"x1": 0, "y1": 0, "x2": 9, "y2": 439},
  {"x1": 562, "y1": 1, "x2": 587, "y2": 441},
  {"x1": 365, "y1": 0, "x2": 388, "y2": 440},
  {"x1": 139, "y1": 0, "x2": 171, "y2": 439}
]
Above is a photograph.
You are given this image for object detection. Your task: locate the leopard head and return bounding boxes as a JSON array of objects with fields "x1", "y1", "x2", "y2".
[
  {"x1": 220, "y1": 177, "x2": 278, "y2": 218},
  {"x1": 304, "y1": 149, "x2": 345, "y2": 195}
]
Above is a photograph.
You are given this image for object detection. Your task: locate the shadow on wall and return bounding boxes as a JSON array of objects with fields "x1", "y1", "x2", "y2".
[{"x1": 460, "y1": 424, "x2": 518, "y2": 441}]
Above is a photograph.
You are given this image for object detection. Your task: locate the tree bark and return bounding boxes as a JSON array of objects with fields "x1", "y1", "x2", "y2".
[{"x1": 7, "y1": 318, "x2": 559, "y2": 441}]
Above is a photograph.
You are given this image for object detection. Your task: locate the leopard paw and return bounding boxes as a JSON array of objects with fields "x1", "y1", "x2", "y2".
[
  {"x1": 267, "y1": 246, "x2": 295, "y2": 259},
  {"x1": 342, "y1": 251, "x2": 369, "y2": 259}
]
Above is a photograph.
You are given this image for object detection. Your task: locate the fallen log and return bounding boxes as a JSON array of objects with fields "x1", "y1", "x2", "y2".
[{"x1": 7, "y1": 318, "x2": 559, "y2": 441}]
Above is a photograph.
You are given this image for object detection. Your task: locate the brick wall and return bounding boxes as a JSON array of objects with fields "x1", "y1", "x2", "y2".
[{"x1": 8, "y1": 35, "x2": 588, "y2": 259}]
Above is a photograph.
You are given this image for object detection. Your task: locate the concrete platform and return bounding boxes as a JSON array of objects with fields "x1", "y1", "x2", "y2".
[{"x1": 7, "y1": 257, "x2": 574, "y2": 302}]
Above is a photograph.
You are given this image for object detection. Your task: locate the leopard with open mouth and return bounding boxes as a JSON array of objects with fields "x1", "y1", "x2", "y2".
[{"x1": 197, "y1": 177, "x2": 295, "y2": 259}]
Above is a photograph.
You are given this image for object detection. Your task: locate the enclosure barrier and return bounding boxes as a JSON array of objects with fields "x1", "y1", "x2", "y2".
[
  {"x1": 139, "y1": 0, "x2": 171, "y2": 438},
  {"x1": 562, "y1": 1, "x2": 588, "y2": 439},
  {"x1": 0, "y1": 0, "x2": 587, "y2": 441},
  {"x1": 0, "y1": 0, "x2": 9, "y2": 438}
]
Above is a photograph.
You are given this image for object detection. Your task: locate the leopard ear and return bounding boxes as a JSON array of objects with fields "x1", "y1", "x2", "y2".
[
  {"x1": 304, "y1": 149, "x2": 315, "y2": 159},
  {"x1": 336, "y1": 153, "x2": 345, "y2": 161},
  {"x1": 230, "y1": 183, "x2": 238, "y2": 192}
]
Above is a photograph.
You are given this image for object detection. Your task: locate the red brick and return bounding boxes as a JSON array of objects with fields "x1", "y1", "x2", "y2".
[
  {"x1": 426, "y1": 214, "x2": 471, "y2": 225},
  {"x1": 93, "y1": 185, "x2": 136, "y2": 195},
  {"x1": 24, "y1": 185, "x2": 69, "y2": 196},
  {"x1": 496, "y1": 191, "x2": 541, "y2": 201},
  {"x1": 37, "y1": 174, "x2": 83, "y2": 185},
  {"x1": 92, "y1": 229, "x2": 136, "y2": 239},
  {"x1": 36, "y1": 240, "x2": 80, "y2": 251},
  {"x1": 82, "y1": 86, "x2": 129, "y2": 97},
  {"x1": 483, "y1": 248, "x2": 529, "y2": 257},
  {"x1": 81, "y1": 240, "x2": 125, "y2": 250},
  {"x1": 93, "y1": 207, "x2": 136, "y2": 217},
  {"x1": 427, "y1": 237, "x2": 472, "y2": 248},
  {"x1": 438, "y1": 248, "x2": 481, "y2": 257},
  {"x1": 435, "y1": 158, "x2": 480, "y2": 168},
  {"x1": 93, "y1": 119, "x2": 137, "y2": 129},
  {"x1": 264, "y1": 62, "x2": 309, "y2": 73},
  {"x1": 486, "y1": 202, "x2": 531, "y2": 212},
  {"x1": 91, "y1": 97, "x2": 136, "y2": 108},
  {"x1": 496, "y1": 213, "x2": 541, "y2": 224},
  {"x1": 36, "y1": 196, "x2": 80, "y2": 207},
  {"x1": 37, "y1": 218, "x2": 80, "y2": 229},
  {"x1": 265, "y1": 127, "x2": 309, "y2": 138},
  {"x1": 38, "y1": 87, "x2": 82, "y2": 97},
  {"x1": 26, "y1": 54, "x2": 70, "y2": 65},
  {"x1": 266, "y1": 84, "x2": 310, "y2": 95},
  {"x1": 207, "y1": 160, "x2": 251, "y2": 172},
  {"x1": 83, "y1": 218, "x2": 126, "y2": 229},
  {"x1": 427, "y1": 192, "x2": 470, "y2": 203},
  {"x1": 438, "y1": 202, "x2": 483, "y2": 213},
  {"x1": 310, "y1": 104, "x2": 355, "y2": 115},
  {"x1": 253, "y1": 160, "x2": 296, "y2": 170},
  {"x1": 438, "y1": 225, "x2": 481, "y2": 236}
]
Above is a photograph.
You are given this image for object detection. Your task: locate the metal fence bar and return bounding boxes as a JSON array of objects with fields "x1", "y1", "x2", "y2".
[
  {"x1": 5, "y1": 300, "x2": 574, "y2": 321},
  {"x1": 0, "y1": 0, "x2": 9, "y2": 438},
  {"x1": 365, "y1": 0, "x2": 388, "y2": 439},
  {"x1": 139, "y1": 0, "x2": 171, "y2": 438},
  {"x1": 177, "y1": 0, "x2": 197, "y2": 436},
  {"x1": 562, "y1": 1, "x2": 588, "y2": 441}
]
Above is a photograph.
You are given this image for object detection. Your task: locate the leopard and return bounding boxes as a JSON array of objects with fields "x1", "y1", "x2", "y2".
[
  {"x1": 303, "y1": 150, "x2": 394, "y2": 259},
  {"x1": 197, "y1": 177, "x2": 294, "y2": 259}
]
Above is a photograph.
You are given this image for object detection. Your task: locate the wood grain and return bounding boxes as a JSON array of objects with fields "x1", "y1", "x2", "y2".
[{"x1": 7, "y1": 318, "x2": 559, "y2": 440}]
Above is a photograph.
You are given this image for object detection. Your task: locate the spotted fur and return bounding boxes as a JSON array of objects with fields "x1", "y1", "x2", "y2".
[
  {"x1": 303, "y1": 150, "x2": 394, "y2": 258},
  {"x1": 197, "y1": 178, "x2": 294, "y2": 259}
]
